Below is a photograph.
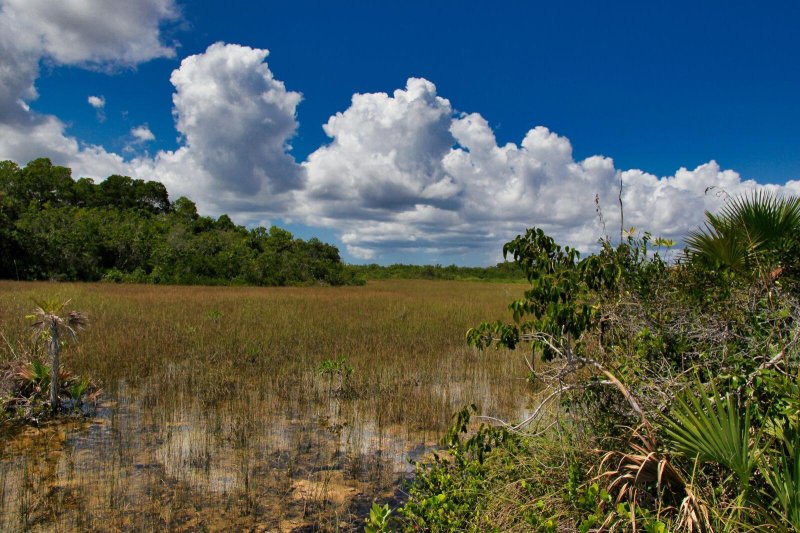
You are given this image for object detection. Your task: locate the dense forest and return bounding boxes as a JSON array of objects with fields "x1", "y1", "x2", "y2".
[{"x1": 0, "y1": 159, "x2": 357, "y2": 286}]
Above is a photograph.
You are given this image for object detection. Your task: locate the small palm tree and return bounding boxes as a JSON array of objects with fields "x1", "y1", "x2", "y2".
[
  {"x1": 687, "y1": 191, "x2": 800, "y2": 273},
  {"x1": 28, "y1": 299, "x2": 87, "y2": 413}
]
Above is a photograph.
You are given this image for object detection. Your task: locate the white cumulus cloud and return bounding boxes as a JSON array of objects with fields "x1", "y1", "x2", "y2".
[
  {"x1": 88, "y1": 95, "x2": 106, "y2": 122},
  {"x1": 133, "y1": 42, "x2": 305, "y2": 217},
  {"x1": 87, "y1": 95, "x2": 105, "y2": 109},
  {"x1": 0, "y1": 117, "x2": 129, "y2": 177},
  {"x1": 302, "y1": 78, "x2": 800, "y2": 262},
  {"x1": 131, "y1": 124, "x2": 155, "y2": 142},
  {"x1": 2, "y1": 0, "x2": 178, "y2": 68},
  {"x1": 302, "y1": 78, "x2": 460, "y2": 222}
]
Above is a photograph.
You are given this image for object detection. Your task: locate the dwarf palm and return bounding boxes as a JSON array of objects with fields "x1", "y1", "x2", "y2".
[
  {"x1": 686, "y1": 191, "x2": 800, "y2": 272},
  {"x1": 659, "y1": 380, "x2": 800, "y2": 529},
  {"x1": 28, "y1": 299, "x2": 87, "y2": 412},
  {"x1": 661, "y1": 382, "x2": 756, "y2": 494}
]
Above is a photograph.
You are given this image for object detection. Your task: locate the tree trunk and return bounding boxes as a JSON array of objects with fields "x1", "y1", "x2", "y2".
[{"x1": 49, "y1": 320, "x2": 60, "y2": 413}]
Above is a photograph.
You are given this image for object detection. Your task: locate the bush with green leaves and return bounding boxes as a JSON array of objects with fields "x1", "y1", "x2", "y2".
[
  {"x1": 318, "y1": 356, "x2": 355, "y2": 396},
  {"x1": 383, "y1": 191, "x2": 800, "y2": 531},
  {"x1": 392, "y1": 406, "x2": 529, "y2": 531}
]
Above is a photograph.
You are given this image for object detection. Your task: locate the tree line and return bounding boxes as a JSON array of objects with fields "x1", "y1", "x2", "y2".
[
  {"x1": 349, "y1": 262, "x2": 525, "y2": 282},
  {"x1": 0, "y1": 158, "x2": 359, "y2": 286}
]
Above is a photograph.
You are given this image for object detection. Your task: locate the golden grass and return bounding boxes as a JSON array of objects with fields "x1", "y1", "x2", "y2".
[{"x1": 0, "y1": 280, "x2": 529, "y2": 531}]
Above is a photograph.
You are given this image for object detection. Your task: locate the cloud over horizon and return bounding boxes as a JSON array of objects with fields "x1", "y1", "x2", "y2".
[
  {"x1": 0, "y1": 4, "x2": 798, "y2": 264},
  {"x1": 301, "y1": 80, "x2": 800, "y2": 261},
  {"x1": 0, "y1": 0, "x2": 179, "y2": 179}
]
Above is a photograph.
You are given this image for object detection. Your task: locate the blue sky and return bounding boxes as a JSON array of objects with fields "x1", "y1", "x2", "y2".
[{"x1": 2, "y1": 0, "x2": 799, "y2": 264}]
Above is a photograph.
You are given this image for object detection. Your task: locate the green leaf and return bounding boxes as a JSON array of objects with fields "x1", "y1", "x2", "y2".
[{"x1": 661, "y1": 380, "x2": 755, "y2": 492}]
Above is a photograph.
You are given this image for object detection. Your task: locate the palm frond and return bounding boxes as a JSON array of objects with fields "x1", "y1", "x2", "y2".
[
  {"x1": 685, "y1": 223, "x2": 751, "y2": 270},
  {"x1": 687, "y1": 191, "x2": 800, "y2": 271},
  {"x1": 600, "y1": 432, "x2": 686, "y2": 501},
  {"x1": 716, "y1": 191, "x2": 800, "y2": 253},
  {"x1": 661, "y1": 382, "x2": 755, "y2": 492},
  {"x1": 599, "y1": 432, "x2": 713, "y2": 532},
  {"x1": 28, "y1": 300, "x2": 88, "y2": 338},
  {"x1": 64, "y1": 310, "x2": 88, "y2": 339}
]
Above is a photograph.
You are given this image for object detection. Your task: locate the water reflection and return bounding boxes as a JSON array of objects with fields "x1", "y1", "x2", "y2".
[{"x1": 0, "y1": 374, "x2": 529, "y2": 531}]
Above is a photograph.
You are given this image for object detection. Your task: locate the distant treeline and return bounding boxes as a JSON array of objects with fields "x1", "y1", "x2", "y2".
[
  {"x1": 347, "y1": 262, "x2": 525, "y2": 282},
  {"x1": 0, "y1": 159, "x2": 359, "y2": 286}
]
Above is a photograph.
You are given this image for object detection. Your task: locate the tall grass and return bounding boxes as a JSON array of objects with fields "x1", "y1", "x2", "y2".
[{"x1": 0, "y1": 280, "x2": 528, "y2": 530}]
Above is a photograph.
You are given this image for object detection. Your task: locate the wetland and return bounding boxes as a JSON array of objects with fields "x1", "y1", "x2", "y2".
[{"x1": 0, "y1": 280, "x2": 528, "y2": 531}]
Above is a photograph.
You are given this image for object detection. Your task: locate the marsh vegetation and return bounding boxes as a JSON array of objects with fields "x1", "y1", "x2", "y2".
[{"x1": 0, "y1": 280, "x2": 528, "y2": 531}]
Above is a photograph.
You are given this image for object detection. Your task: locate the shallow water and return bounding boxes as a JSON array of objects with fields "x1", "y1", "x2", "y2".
[
  {"x1": 0, "y1": 374, "x2": 529, "y2": 531},
  {"x1": 0, "y1": 280, "x2": 531, "y2": 531}
]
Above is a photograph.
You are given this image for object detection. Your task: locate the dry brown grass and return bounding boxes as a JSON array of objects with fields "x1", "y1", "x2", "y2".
[{"x1": 0, "y1": 279, "x2": 530, "y2": 531}]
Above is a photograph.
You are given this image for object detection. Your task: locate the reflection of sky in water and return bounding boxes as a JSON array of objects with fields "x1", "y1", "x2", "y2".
[{"x1": 0, "y1": 367, "x2": 532, "y2": 530}]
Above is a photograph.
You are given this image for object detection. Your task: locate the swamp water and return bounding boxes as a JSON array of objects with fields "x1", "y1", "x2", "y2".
[{"x1": 0, "y1": 281, "x2": 530, "y2": 531}]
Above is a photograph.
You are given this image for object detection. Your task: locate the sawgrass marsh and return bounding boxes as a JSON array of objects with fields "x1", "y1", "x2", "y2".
[{"x1": 0, "y1": 280, "x2": 530, "y2": 531}]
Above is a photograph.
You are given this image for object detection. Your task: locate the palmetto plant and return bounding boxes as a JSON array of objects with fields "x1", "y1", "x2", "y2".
[
  {"x1": 661, "y1": 382, "x2": 756, "y2": 494},
  {"x1": 17, "y1": 359, "x2": 51, "y2": 397},
  {"x1": 28, "y1": 299, "x2": 87, "y2": 413},
  {"x1": 686, "y1": 191, "x2": 800, "y2": 272},
  {"x1": 658, "y1": 379, "x2": 800, "y2": 531}
]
